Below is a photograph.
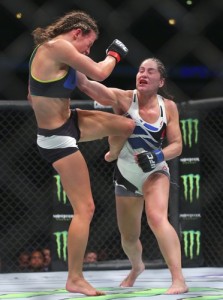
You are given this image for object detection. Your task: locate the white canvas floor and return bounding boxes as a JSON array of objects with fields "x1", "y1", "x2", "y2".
[{"x1": 0, "y1": 267, "x2": 223, "y2": 300}]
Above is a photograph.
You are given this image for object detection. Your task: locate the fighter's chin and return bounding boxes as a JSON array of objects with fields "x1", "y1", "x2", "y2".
[{"x1": 137, "y1": 84, "x2": 147, "y2": 91}]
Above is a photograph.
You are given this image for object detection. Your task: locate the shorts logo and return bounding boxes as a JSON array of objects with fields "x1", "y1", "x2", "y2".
[
  {"x1": 54, "y1": 174, "x2": 68, "y2": 204},
  {"x1": 162, "y1": 165, "x2": 168, "y2": 171},
  {"x1": 180, "y1": 118, "x2": 199, "y2": 148},
  {"x1": 53, "y1": 231, "x2": 68, "y2": 261},
  {"x1": 181, "y1": 174, "x2": 200, "y2": 202},
  {"x1": 182, "y1": 230, "x2": 201, "y2": 259}
]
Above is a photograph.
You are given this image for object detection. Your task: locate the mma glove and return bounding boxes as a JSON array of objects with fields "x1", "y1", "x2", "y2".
[
  {"x1": 136, "y1": 149, "x2": 164, "y2": 173},
  {"x1": 106, "y1": 39, "x2": 128, "y2": 63}
]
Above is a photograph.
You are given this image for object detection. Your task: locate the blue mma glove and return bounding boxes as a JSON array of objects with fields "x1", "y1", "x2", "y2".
[
  {"x1": 137, "y1": 149, "x2": 164, "y2": 173},
  {"x1": 106, "y1": 39, "x2": 128, "y2": 63}
]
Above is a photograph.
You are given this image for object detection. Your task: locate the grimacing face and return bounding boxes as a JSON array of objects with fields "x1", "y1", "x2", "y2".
[{"x1": 136, "y1": 59, "x2": 164, "y2": 92}]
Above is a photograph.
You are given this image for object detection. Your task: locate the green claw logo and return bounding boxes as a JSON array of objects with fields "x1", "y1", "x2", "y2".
[
  {"x1": 180, "y1": 118, "x2": 199, "y2": 148},
  {"x1": 53, "y1": 231, "x2": 68, "y2": 261},
  {"x1": 182, "y1": 230, "x2": 201, "y2": 259},
  {"x1": 181, "y1": 174, "x2": 200, "y2": 202},
  {"x1": 54, "y1": 174, "x2": 68, "y2": 204},
  {"x1": 1, "y1": 287, "x2": 223, "y2": 299}
]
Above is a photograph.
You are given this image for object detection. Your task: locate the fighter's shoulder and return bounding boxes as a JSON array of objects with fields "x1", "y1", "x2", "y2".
[
  {"x1": 112, "y1": 89, "x2": 133, "y2": 111},
  {"x1": 117, "y1": 89, "x2": 133, "y2": 105},
  {"x1": 46, "y1": 38, "x2": 71, "y2": 47},
  {"x1": 162, "y1": 97, "x2": 178, "y2": 111},
  {"x1": 42, "y1": 39, "x2": 75, "y2": 56},
  {"x1": 126, "y1": 89, "x2": 134, "y2": 98},
  {"x1": 111, "y1": 89, "x2": 133, "y2": 101},
  {"x1": 162, "y1": 98, "x2": 179, "y2": 122}
]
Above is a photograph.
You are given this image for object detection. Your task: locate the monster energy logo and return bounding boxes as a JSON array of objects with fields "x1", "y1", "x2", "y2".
[
  {"x1": 54, "y1": 174, "x2": 68, "y2": 204},
  {"x1": 180, "y1": 118, "x2": 199, "y2": 148},
  {"x1": 182, "y1": 230, "x2": 201, "y2": 259},
  {"x1": 53, "y1": 231, "x2": 68, "y2": 261},
  {"x1": 2, "y1": 287, "x2": 223, "y2": 299},
  {"x1": 181, "y1": 174, "x2": 200, "y2": 202}
]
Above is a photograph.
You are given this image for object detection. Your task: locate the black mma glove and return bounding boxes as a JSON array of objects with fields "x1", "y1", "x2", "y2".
[
  {"x1": 106, "y1": 39, "x2": 128, "y2": 63},
  {"x1": 136, "y1": 149, "x2": 164, "y2": 173}
]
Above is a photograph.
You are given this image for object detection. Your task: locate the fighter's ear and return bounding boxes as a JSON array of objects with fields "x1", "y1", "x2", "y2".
[
  {"x1": 159, "y1": 78, "x2": 165, "y2": 88},
  {"x1": 72, "y1": 28, "x2": 82, "y2": 39}
]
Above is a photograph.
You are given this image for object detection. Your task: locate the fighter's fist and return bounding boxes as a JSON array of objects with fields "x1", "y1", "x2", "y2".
[
  {"x1": 106, "y1": 39, "x2": 128, "y2": 63},
  {"x1": 136, "y1": 149, "x2": 164, "y2": 173}
]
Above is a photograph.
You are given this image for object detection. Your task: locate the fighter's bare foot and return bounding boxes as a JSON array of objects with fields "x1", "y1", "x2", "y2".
[
  {"x1": 66, "y1": 278, "x2": 105, "y2": 296},
  {"x1": 165, "y1": 281, "x2": 188, "y2": 294},
  {"x1": 120, "y1": 263, "x2": 145, "y2": 287},
  {"x1": 104, "y1": 151, "x2": 118, "y2": 162}
]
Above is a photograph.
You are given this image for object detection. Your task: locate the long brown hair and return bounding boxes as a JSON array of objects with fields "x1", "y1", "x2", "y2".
[{"x1": 32, "y1": 10, "x2": 99, "y2": 45}]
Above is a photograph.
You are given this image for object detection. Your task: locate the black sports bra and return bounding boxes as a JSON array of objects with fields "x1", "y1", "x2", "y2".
[{"x1": 29, "y1": 46, "x2": 77, "y2": 98}]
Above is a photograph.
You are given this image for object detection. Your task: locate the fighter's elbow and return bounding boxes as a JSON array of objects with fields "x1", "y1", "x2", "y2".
[
  {"x1": 92, "y1": 73, "x2": 107, "y2": 82},
  {"x1": 177, "y1": 141, "x2": 183, "y2": 156}
]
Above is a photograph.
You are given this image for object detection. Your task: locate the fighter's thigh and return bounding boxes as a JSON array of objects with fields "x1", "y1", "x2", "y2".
[
  {"x1": 143, "y1": 173, "x2": 170, "y2": 214},
  {"x1": 77, "y1": 109, "x2": 133, "y2": 141},
  {"x1": 116, "y1": 195, "x2": 144, "y2": 236},
  {"x1": 53, "y1": 151, "x2": 93, "y2": 210}
]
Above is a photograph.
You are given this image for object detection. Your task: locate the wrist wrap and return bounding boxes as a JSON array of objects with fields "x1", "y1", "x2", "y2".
[{"x1": 107, "y1": 51, "x2": 121, "y2": 63}]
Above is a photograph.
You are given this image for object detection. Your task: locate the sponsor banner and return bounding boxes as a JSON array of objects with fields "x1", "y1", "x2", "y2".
[
  {"x1": 180, "y1": 117, "x2": 199, "y2": 153},
  {"x1": 179, "y1": 113, "x2": 201, "y2": 210},
  {"x1": 53, "y1": 173, "x2": 69, "y2": 205},
  {"x1": 180, "y1": 172, "x2": 201, "y2": 212},
  {"x1": 51, "y1": 172, "x2": 72, "y2": 270},
  {"x1": 53, "y1": 230, "x2": 68, "y2": 262},
  {"x1": 180, "y1": 216, "x2": 203, "y2": 266},
  {"x1": 180, "y1": 157, "x2": 200, "y2": 165},
  {"x1": 181, "y1": 173, "x2": 200, "y2": 202},
  {"x1": 52, "y1": 227, "x2": 69, "y2": 271},
  {"x1": 179, "y1": 112, "x2": 202, "y2": 267},
  {"x1": 51, "y1": 222, "x2": 70, "y2": 271},
  {"x1": 179, "y1": 115, "x2": 200, "y2": 181},
  {"x1": 53, "y1": 173, "x2": 72, "y2": 214},
  {"x1": 53, "y1": 214, "x2": 73, "y2": 222},
  {"x1": 53, "y1": 173, "x2": 67, "y2": 204},
  {"x1": 179, "y1": 116, "x2": 200, "y2": 174}
]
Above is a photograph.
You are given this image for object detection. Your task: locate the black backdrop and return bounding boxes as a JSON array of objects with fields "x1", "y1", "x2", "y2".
[{"x1": 0, "y1": 0, "x2": 222, "y2": 101}]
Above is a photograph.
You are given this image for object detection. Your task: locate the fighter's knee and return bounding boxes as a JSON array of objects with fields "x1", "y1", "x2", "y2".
[
  {"x1": 125, "y1": 119, "x2": 135, "y2": 135},
  {"x1": 147, "y1": 212, "x2": 163, "y2": 230},
  {"x1": 121, "y1": 233, "x2": 139, "y2": 245},
  {"x1": 82, "y1": 202, "x2": 95, "y2": 222}
]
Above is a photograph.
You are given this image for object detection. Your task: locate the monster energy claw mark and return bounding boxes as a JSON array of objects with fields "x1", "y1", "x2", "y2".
[
  {"x1": 54, "y1": 231, "x2": 68, "y2": 261},
  {"x1": 54, "y1": 174, "x2": 67, "y2": 204},
  {"x1": 180, "y1": 118, "x2": 199, "y2": 148},
  {"x1": 182, "y1": 230, "x2": 201, "y2": 259},
  {"x1": 1, "y1": 287, "x2": 223, "y2": 299},
  {"x1": 181, "y1": 174, "x2": 200, "y2": 202}
]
